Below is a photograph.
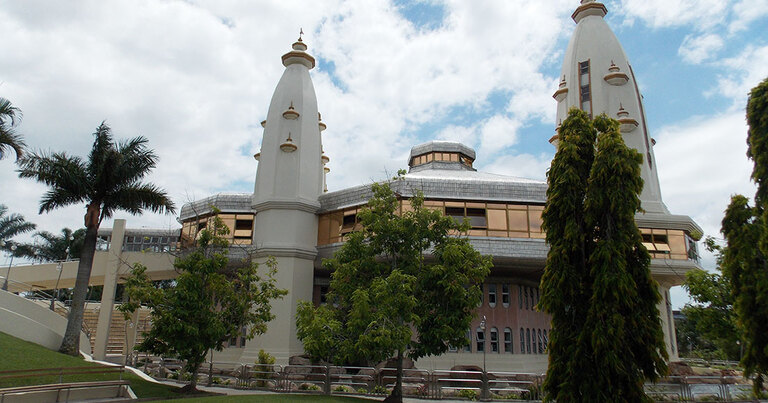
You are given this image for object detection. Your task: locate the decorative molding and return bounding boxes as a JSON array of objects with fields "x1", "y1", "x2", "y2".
[
  {"x1": 572, "y1": 1, "x2": 607, "y2": 23},
  {"x1": 252, "y1": 198, "x2": 321, "y2": 214}
]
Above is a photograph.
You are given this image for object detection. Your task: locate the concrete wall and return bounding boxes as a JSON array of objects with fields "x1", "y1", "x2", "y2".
[{"x1": 0, "y1": 289, "x2": 91, "y2": 356}]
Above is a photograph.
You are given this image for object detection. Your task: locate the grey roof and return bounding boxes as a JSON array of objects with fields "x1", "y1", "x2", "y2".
[
  {"x1": 408, "y1": 141, "x2": 476, "y2": 161},
  {"x1": 319, "y1": 168, "x2": 547, "y2": 212},
  {"x1": 179, "y1": 193, "x2": 253, "y2": 221}
]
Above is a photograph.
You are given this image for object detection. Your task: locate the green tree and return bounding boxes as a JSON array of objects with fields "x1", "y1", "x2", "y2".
[
  {"x1": 32, "y1": 227, "x2": 85, "y2": 262},
  {"x1": 120, "y1": 213, "x2": 287, "y2": 392},
  {"x1": 296, "y1": 179, "x2": 491, "y2": 403},
  {"x1": 0, "y1": 97, "x2": 25, "y2": 161},
  {"x1": 720, "y1": 77, "x2": 768, "y2": 397},
  {"x1": 539, "y1": 109, "x2": 667, "y2": 402},
  {"x1": 1, "y1": 204, "x2": 37, "y2": 290},
  {"x1": 17, "y1": 122, "x2": 176, "y2": 355},
  {"x1": 680, "y1": 237, "x2": 739, "y2": 360}
]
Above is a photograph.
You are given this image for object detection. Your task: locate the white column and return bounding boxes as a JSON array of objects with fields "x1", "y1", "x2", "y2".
[{"x1": 93, "y1": 219, "x2": 126, "y2": 360}]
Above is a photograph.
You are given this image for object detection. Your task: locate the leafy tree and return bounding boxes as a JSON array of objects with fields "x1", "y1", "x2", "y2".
[
  {"x1": 0, "y1": 204, "x2": 36, "y2": 249},
  {"x1": 0, "y1": 97, "x2": 25, "y2": 161},
  {"x1": 32, "y1": 227, "x2": 85, "y2": 262},
  {"x1": 17, "y1": 122, "x2": 176, "y2": 355},
  {"x1": 120, "y1": 213, "x2": 287, "y2": 392},
  {"x1": 296, "y1": 179, "x2": 491, "y2": 403},
  {"x1": 680, "y1": 237, "x2": 739, "y2": 360},
  {"x1": 719, "y1": 77, "x2": 768, "y2": 397},
  {"x1": 539, "y1": 109, "x2": 667, "y2": 402}
]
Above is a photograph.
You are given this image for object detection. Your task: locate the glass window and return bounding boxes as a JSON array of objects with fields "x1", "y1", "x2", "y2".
[
  {"x1": 504, "y1": 328, "x2": 513, "y2": 354},
  {"x1": 464, "y1": 330, "x2": 472, "y2": 352},
  {"x1": 320, "y1": 286, "x2": 329, "y2": 304},
  {"x1": 508, "y1": 210, "x2": 528, "y2": 232},
  {"x1": 543, "y1": 330, "x2": 548, "y2": 353},
  {"x1": 502, "y1": 284, "x2": 510, "y2": 307},
  {"x1": 466, "y1": 208, "x2": 487, "y2": 228},
  {"x1": 518, "y1": 285, "x2": 523, "y2": 309},
  {"x1": 520, "y1": 328, "x2": 525, "y2": 354},
  {"x1": 479, "y1": 283, "x2": 484, "y2": 306},
  {"x1": 538, "y1": 329, "x2": 544, "y2": 354},
  {"x1": 526, "y1": 329, "x2": 531, "y2": 354},
  {"x1": 476, "y1": 327, "x2": 485, "y2": 353},
  {"x1": 524, "y1": 286, "x2": 529, "y2": 310},
  {"x1": 490, "y1": 327, "x2": 499, "y2": 353},
  {"x1": 488, "y1": 284, "x2": 497, "y2": 307}
]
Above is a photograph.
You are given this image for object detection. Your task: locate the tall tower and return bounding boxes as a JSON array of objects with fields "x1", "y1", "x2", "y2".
[
  {"x1": 554, "y1": 0, "x2": 667, "y2": 214},
  {"x1": 249, "y1": 36, "x2": 326, "y2": 362}
]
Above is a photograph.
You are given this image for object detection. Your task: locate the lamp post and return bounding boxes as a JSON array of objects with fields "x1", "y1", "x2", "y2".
[
  {"x1": 736, "y1": 340, "x2": 743, "y2": 362},
  {"x1": 2, "y1": 243, "x2": 18, "y2": 292},
  {"x1": 480, "y1": 315, "x2": 488, "y2": 400},
  {"x1": 50, "y1": 237, "x2": 73, "y2": 310}
]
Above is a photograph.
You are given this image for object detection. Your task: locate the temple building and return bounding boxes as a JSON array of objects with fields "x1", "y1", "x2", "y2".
[{"x1": 3, "y1": 0, "x2": 702, "y2": 372}]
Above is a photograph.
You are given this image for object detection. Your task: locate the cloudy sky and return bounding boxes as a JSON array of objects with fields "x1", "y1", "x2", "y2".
[{"x1": 1, "y1": 0, "x2": 767, "y2": 308}]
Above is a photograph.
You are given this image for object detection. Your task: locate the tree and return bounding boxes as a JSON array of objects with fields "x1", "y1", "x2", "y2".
[
  {"x1": 1, "y1": 204, "x2": 37, "y2": 290},
  {"x1": 120, "y1": 212, "x2": 287, "y2": 392},
  {"x1": 296, "y1": 179, "x2": 491, "y2": 403},
  {"x1": 17, "y1": 122, "x2": 176, "y2": 355},
  {"x1": 32, "y1": 227, "x2": 86, "y2": 262},
  {"x1": 679, "y1": 237, "x2": 739, "y2": 360},
  {"x1": 539, "y1": 109, "x2": 667, "y2": 402},
  {"x1": 718, "y1": 77, "x2": 768, "y2": 397},
  {"x1": 0, "y1": 97, "x2": 25, "y2": 161}
]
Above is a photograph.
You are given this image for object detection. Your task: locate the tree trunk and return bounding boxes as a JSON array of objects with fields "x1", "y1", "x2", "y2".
[
  {"x1": 58, "y1": 223, "x2": 99, "y2": 356},
  {"x1": 384, "y1": 349, "x2": 404, "y2": 403}
]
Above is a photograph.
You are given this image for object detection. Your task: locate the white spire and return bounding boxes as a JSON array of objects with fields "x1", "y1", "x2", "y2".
[{"x1": 555, "y1": 1, "x2": 668, "y2": 214}]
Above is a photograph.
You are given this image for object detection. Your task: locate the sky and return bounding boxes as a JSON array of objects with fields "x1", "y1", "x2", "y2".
[{"x1": 1, "y1": 0, "x2": 767, "y2": 309}]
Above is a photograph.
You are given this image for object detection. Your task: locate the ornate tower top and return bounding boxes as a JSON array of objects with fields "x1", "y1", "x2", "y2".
[{"x1": 554, "y1": 1, "x2": 668, "y2": 214}]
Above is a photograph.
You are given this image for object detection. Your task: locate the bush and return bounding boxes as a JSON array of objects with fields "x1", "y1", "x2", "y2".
[
  {"x1": 457, "y1": 388, "x2": 478, "y2": 400},
  {"x1": 371, "y1": 385, "x2": 389, "y2": 394},
  {"x1": 334, "y1": 385, "x2": 352, "y2": 392},
  {"x1": 255, "y1": 350, "x2": 275, "y2": 387},
  {"x1": 356, "y1": 387, "x2": 368, "y2": 394},
  {"x1": 298, "y1": 383, "x2": 321, "y2": 391}
]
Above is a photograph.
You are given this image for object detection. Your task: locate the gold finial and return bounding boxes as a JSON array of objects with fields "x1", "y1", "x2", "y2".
[{"x1": 299, "y1": 28, "x2": 304, "y2": 41}]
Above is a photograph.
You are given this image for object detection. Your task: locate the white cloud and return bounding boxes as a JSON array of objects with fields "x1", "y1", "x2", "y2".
[
  {"x1": 618, "y1": 0, "x2": 728, "y2": 30},
  {"x1": 481, "y1": 152, "x2": 552, "y2": 182},
  {"x1": 678, "y1": 33, "x2": 724, "y2": 64},
  {"x1": 713, "y1": 45, "x2": 768, "y2": 106},
  {"x1": 730, "y1": 0, "x2": 768, "y2": 33}
]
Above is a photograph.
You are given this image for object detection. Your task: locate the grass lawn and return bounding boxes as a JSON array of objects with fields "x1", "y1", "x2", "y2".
[
  {"x1": 0, "y1": 331, "x2": 182, "y2": 399},
  {"x1": 152, "y1": 394, "x2": 375, "y2": 402}
]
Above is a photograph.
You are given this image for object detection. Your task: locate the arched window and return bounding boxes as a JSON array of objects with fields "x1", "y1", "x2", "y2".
[
  {"x1": 479, "y1": 283, "x2": 484, "y2": 307},
  {"x1": 502, "y1": 284, "x2": 510, "y2": 307},
  {"x1": 524, "y1": 287, "x2": 529, "y2": 310},
  {"x1": 488, "y1": 284, "x2": 497, "y2": 307},
  {"x1": 490, "y1": 327, "x2": 499, "y2": 353},
  {"x1": 518, "y1": 285, "x2": 523, "y2": 309},
  {"x1": 538, "y1": 329, "x2": 543, "y2": 354},
  {"x1": 543, "y1": 330, "x2": 549, "y2": 353},
  {"x1": 504, "y1": 328, "x2": 513, "y2": 354},
  {"x1": 526, "y1": 328, "x2": 531, "y2": 354},
  {"x1": 476, "y1": 327, "x2": 485, "y2": 353},
  {"x1": 520, "y1": 328, "x2": 525, "y2": 354},
  {"x1": 464, "y1": 329, "x2": 472, "y2": 352}
]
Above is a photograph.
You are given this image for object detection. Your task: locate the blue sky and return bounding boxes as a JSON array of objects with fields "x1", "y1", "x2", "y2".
[{"x1": 1, "y1": 0, "x2": 767, "y2": 308}]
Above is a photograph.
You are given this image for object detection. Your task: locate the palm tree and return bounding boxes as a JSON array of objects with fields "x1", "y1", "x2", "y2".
[
  {"x1": 33, "y1": 227, "x2": 85, "y2": 262},
  {"x1": 1, "y1": 204, "x2": 36, "y2": 291},
  {"x1": 18, "y1": 122, "x2": 176, "y2": 355},
  {"x1": 0, "y1": 97, "x2": 26, "y2": 161}
]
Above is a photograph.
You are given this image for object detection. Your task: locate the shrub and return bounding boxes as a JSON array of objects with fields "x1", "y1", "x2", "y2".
[
  {"x1": 255, "y1": 350, "x2": 275, "y2": 387},
  {"x1": 298, "y1": 383, "x2": 321, "y2": 391},
  {"x1": 371, "y1": 385, "x2": 389, "y2": 394},
  {"x1": 457, "y1": 388, "x2": 478, "y2": 400}
]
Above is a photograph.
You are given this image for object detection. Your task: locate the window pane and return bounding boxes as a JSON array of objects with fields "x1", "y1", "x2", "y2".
[
  {"x1": 508, "y1": 210, "x2": 528, "y2": 232},
  {"x1": 528, "y1": 209, "x2": 543, "y2": 233},
  {"x1": 502, "y1": 284, "x2": 510, "y2": 305},
  {"x1": 526, "y1": 329, "x2": 531, "y2": 354},
  {"x1": 467, "y1": 208, "x2": 487, "y2": 228},
  {"x1": 488, "y1": 284, "x2": 497, "y2": 306}
]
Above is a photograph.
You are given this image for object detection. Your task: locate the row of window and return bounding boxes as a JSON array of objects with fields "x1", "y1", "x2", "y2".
[
  {"x1": 410, "y1": 151, "x2": 474, "y2": 168},
  {"x1": 449, "y1": 327, "x2": 549, "y2": 354},
  {"x1": 477, "y1": 284, "x2": 539, "y2": 310}
]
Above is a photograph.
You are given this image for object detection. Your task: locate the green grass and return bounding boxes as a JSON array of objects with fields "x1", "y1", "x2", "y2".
[
  {"x1": 0, "y1": 331, "x2": 181, "y2": 399},
  {"x1": 152, "y1": 395, "x2": 373, "y2": 402}
]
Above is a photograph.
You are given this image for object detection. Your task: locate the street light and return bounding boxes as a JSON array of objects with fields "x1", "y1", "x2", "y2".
[
  {"x1": 2, "y1": 243, "x2": 18, "y2": 291},
  {"x1": 50, "y1": 236, "x2": 73, "y2": 310},
  {"x1": 480, "y1": 315, "x2": 488, "y2": 400}
]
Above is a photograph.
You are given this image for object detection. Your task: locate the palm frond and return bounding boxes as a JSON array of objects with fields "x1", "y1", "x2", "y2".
[
  {"x1": 0, "y1": 97, "x2": 22, "y2": 127},
  {"x1": 0, "y1": 130, "x2": 26, "y2": 161},
  {"x1": 18, "y1": 151, "x2": 90, "y2": 202},
  {"x1": 87, "y1": 122, "x2": 115, "y2": 177},
  {"x1": 39, "y1": 188, "x2": 87, "y2": 214},
  {"x1": 103, "y1": 182, "x2": 177, "y2": 219},
  {"x1": 0, "y1": 204, "x2": 36, "y2": 242}
]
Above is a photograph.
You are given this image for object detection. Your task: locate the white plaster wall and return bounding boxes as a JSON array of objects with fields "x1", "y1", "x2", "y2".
[{"x1": 0, "y1": 289, "x2": 91, "y2": 356}]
